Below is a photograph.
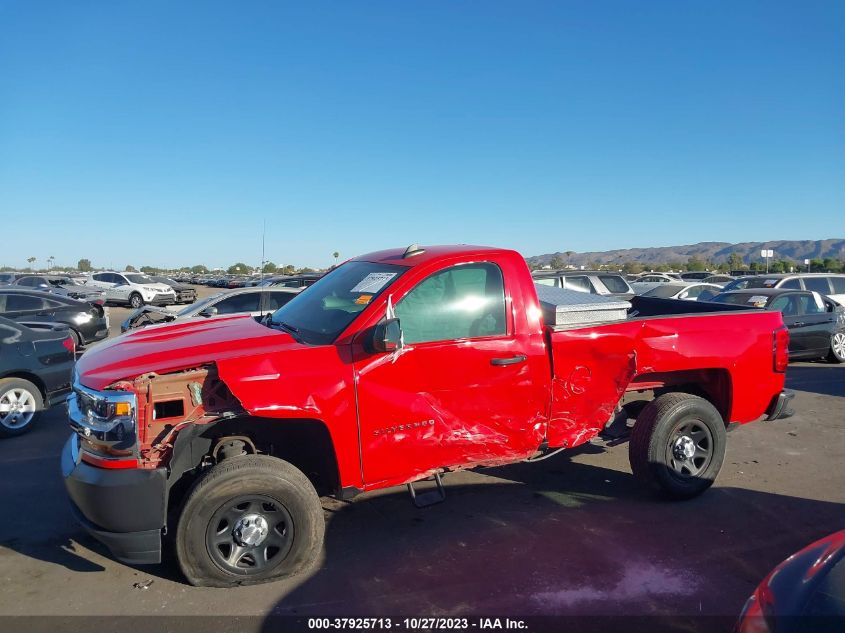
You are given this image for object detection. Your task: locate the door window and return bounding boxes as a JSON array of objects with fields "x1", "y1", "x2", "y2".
[
  {"x1": 769, "y1": 295, "x2": 799, "y2": 316},
  {"x1": 395, "y1": 263, "x2": 506, "y2": 344},
  {"x1": 780, "y1": 278, "x2": 801, "y2": 290},
  {"x1": 534, "y1": 278, "x2": 557, "y2": 287},
  {"x1": 213, "y1": 292, "x2": 261, "y2": 314},
  {"x1": 797, "y1": 293, "x2": 825, "y2": 315},
  {"x1": 563, "y1": 276, "x2": 592, "y2": 293},
  {"x1": 803, "y1": 277, "x2": 832, "y2": 294},
  {"x1": 5, "y1": 294, "x2": 47, "y2": 311},
  {"x1": 263, "y1": 291, "x2": 296, "y2": 312},
  {"x1": 598, "y1": 275, "x2": 629, "y2": 293},
  {"x1": 830, "y1": 277, "x2": 845, "y2": 294}
]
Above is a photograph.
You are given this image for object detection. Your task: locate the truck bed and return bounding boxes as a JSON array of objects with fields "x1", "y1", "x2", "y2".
[{"x1": 543, "y1": 298, "x2": 785, "y2": 450}]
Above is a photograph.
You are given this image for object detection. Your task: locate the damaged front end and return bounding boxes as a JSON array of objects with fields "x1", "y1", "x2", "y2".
[
  {"x1": 120, "y1": 305, "x2": 178, "y2": 333},
  {"x1": 68, "y1": 364, "x2": 245, "y2": 470}
]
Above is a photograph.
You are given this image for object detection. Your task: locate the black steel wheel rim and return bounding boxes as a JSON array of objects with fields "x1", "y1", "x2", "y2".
[
  {"x1": 665, "y1": 418, "x2": 713, "y2": 478},
  {"x1": 206, "y1": 494, "x2": 294, "y2": 575}
]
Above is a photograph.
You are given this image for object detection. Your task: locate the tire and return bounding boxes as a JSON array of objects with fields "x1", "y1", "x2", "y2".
[
  {"x1": 0, "y1": 378, "x2": 44, "y2": 438},
  {"x1": 175, "y1": 455, "x2": 324, "y2": 587},
  {"x1": 68, "y1": 328, "x2": 81, "y2": 349},
  {"x1": 129, "y1": 293, "x2": 144, "y2": 309},
  {"x1": 828, "y1": 332, "x2": 845, "y2": 364},
  {"x1": 629, "y1": 392, "x2": 726, "y2": 500}
]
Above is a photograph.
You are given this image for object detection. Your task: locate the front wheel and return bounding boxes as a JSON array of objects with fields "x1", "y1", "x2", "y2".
[
  {"x1": 129, "y1": 293, "x2": 144, "y2": 309},
  {"x1": 0, "y1": 378, "x2": 44, "y2": 438},
  {"x1": 629, "y1": 393, "x2": 727, "y2": 499},
  {"x1": 176, "y1": 455, "x2": 324, "y2": 587},
  {"x1": 828, "y1": 332, "x2": 845, "y2": 364}
]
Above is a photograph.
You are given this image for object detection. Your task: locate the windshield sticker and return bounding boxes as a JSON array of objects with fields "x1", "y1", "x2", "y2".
[
  {"x1": 355, "y1": 294, "x2": 373, "y2": 305},
  {"x1": 748, "y1": 295, "x2": 769, "y2": 307},
  {"x1": 351, "y1": 272, "x2": 398, "y2": 293},
  {"x1": 763, "y1": 279, "x2": 777, "y2": 286}
]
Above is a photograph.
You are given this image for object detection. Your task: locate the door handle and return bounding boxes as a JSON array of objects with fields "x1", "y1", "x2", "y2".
[
  {"x1": 794, "y1": 321, "x2": 804, "y2": 327},
  {"x1": 490, "y1": 354, "x2": 528, "y2": 366}
]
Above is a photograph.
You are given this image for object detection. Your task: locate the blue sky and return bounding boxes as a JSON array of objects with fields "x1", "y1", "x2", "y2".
[{"x1": 1, "y1": 1, "x2": 843, "y2": 270}]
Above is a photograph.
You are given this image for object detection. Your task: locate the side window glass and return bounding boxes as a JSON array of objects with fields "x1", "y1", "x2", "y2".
[
  {"x1": 214, "y1": 292, "x2": 261, "y2": 314},
  {"x1": 769, "y1": 296, "x2": 794, "y2": 315},
  {"x1": 803, "y1": 277, "x2": 831, "y2": 294},
  {"x1": 395, "y1": 263, "x2": 506, "y2": 344},
  {"x1": 6, "y1": 294, "x2": 46, "y2": 311},
  {"x1": 798, "y1": 293, "x2": 825, "y2": 315},
  {"x1": 534, "y1": 278, "x2": 556, "y2": 287},
  {"x1": 830, "y1": 277, "x2": 845, "y2": 294},
  {"x1": 564, "y1": 276, "x2": 592, "y2": 293},
  {"x1": 780, "y1": 279, "x2": 801, "y2": 290},
  {"x1": 264, "y1": 291, "x2": 296, "y2": 312}
]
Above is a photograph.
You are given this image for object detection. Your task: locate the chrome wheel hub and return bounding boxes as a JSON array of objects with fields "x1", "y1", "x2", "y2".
[
  {"x1": 233, "y1": 514, "x2": 269, "y2": 547},
  {"x1": 0, "y1": 388, "x2": 36, "y2": 428},
  {"x1": 672, "y1": 435, "x2": 697, "y2": 461},
  {"x1": 834, "y1": 333, "x2": 845, "y2": 358}
]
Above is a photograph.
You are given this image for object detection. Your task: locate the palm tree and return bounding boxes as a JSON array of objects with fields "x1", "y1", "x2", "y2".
[
  {"x1": 26, "y1": 257, "x2": 36, "y2": 270},
  {"x1": 47, "y1": 256, "x2": 55, "y2": 270},
  {"x1": 333, "y1": 251, "x2": 340, "y2": 267}
]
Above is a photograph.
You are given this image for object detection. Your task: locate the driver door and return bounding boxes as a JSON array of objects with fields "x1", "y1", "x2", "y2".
[{"x1": 353, "y1": 262, "x2": 548, "y2": 487}]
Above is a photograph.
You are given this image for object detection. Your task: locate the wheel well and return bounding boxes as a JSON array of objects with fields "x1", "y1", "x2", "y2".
[
  {"x1": 167, "y1": 416, "x2": 341, "y2": 510},
  {"x1": 0, "y1": 372, "x2": 47, "y2": 401},
  {"x1": 627, "y1": 368, "x2": 733, "y2": 424}
]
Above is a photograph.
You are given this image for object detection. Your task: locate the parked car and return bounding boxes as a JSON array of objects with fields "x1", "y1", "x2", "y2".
[
  {"x1": 709, "y1": 288, "x2": 845, "y2": 362},
  {"x1": 641, "y1": 282, "x2": 723, "y2": 302},
  {"x1": 629, "y1": 273, "x2": 685, "y2": 294},
  {"x1": 720, "y1": 274, "x2": 845, "y2": 304},
  {"x1": 0, "y1": 316, "x2": 75, "y2": 437},
  {"x1": 736, "y1": 530, "x2": 845, "y2": 632},
  {"x1": 10, "y1": 274, "x2": 107, "y2": 303},
  {"x1": 65, "y1": 243, "x2": 792, "y2": 586},
  {"x1": 148, "y1": 276, "x2": 197, "y2": 304},
  {"x1": 258, "y1": 272, "x2": 324, "y2": 288},
  {"x1": 531, "y1": 270, "x2": 635, "y2": 300},
  {"x1": 0, "y1": 289, "x2": 110, "y2": 347},
  {"x1": 85, "y1": 272, "x2": 176, "y2": 308},
  {"x1": 700, "y1": 274, "x2": 735, "y2": 286},
  {"x1": 121, "y1": 287, "x2": 301, "y2": 332},
  {"x1": 678, "y1": 271, "x2": 714, "y2": 281},
  {"x1": 0, "y1": 273, "x2": 16, "y2": 285}
]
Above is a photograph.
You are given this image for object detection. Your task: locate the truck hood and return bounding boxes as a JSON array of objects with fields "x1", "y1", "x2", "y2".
[{"x1": 76, "y1": 314, "x2": 301, "y2": 390}]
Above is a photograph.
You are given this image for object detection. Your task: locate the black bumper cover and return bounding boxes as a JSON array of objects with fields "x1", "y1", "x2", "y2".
[
  {"x1": 765, "y1": 389, "x2": 796, "y2": 421},
  {"x1": 61, "y1": 435, "x2": 166, "y2": 564}
]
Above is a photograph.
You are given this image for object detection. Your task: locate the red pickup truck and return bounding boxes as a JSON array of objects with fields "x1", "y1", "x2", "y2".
[{"x1": 62, "y1": 244, "x2": 794, "y2": 587}]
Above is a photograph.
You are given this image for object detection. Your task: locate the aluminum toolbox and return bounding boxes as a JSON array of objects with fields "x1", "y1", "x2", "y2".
[{"x1": 534, "y1": 283, "x2": 630, "y2": 329}]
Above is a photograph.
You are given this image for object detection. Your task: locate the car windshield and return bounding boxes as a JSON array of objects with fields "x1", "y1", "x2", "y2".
[
  {"x1": 643, "y1": 285, "x2": 684, "y2": 298},
  {"x1": 177, "y1": 292, "x2": 225, "y2": 316},
  {"x1": 125, "y1": 274, "x2": 154, "y2": 284},
  {"x1": 268, "y1": 261, "x2": 406, "y2": 345},
  {"x1": 708, "y1": 293, "x2": 770, "y2": 308}
]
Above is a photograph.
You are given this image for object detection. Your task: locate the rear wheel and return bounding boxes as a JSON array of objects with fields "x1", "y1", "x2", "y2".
[
  {"x1": 68, "y1": 328, "x2": 81, "y2": 349},
  {"x1": 629, "y1": 393, "x2": 726, "y2": 499},
  {"x1": 828, "y1": 332, "x2": 845, "y2": 364},
  {"x1": 0, "y1": 378, "x2": 44, "y2": 438},
  {"x1": 129, "y1": 293, "x2": 144, "y2": 309},
  {"x1": 176, "y1": 455, "x2": 324, "y2": 587}
]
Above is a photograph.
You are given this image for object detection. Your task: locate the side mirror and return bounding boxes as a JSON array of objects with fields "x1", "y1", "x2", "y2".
[
  {"x1": 370, "y1": 318, "x2": 403, "y2": 353},
  {"x1": 199, "y1": 306, "x2": 218, "y2": 318}
]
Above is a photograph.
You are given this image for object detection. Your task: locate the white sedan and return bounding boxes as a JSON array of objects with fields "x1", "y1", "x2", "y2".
[{"x1": 641, "y1": 282, "x2": 723, "y2": 302}]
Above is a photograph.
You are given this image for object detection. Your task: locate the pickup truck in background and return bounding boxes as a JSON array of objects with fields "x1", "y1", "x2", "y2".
[{"x1": 62, "y1": 244, "x2": 794, "y2": 587}]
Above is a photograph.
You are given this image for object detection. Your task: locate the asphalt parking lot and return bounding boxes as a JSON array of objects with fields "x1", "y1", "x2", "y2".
[{"x1": 1, "y1": 310, "x2": 843, "y2": 627}]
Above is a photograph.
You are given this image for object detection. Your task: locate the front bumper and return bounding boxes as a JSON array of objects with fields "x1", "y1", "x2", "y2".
[
  {"x1": 146, "y1": 293, "x2": 177, "y2": 306},
  {"x1": 61, "y1": 435, "x2": 166, "y2": 565},
  {"x1": 765, "y1": 389, "x2": 795, "y2": 421},
  {"x1": 176, "y1": 290, "x2": 196, "y2": 303}
]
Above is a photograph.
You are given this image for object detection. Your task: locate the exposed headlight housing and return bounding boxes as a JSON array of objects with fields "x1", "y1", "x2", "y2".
[{"x1": 68, "y1": 376, "x2": 138, "y2": 459}]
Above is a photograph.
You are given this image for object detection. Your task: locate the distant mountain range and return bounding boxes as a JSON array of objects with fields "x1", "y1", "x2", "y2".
[{"x1": 526, "y1": 239, "x2": 845, "y2": 267}]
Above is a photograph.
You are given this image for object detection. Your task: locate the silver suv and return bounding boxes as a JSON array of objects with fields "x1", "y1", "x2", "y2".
[
  {"x1": 532, "y1": 270, "x2": 634, "y2": 300},
  {"x1": 86, "y1": 272, "x2": 176, "y2": 308},
  {"x1": 722, "y1": 274, "x2": 845, "y2": 305}
]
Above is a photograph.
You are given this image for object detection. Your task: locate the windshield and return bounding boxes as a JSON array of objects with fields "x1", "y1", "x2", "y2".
[
  {"x1": 268, "y1": 261, "x2": 406, "y2": 345},
  {"x1": 126, "y1": 274, "x2": 154, "y2": 284},
  {"x1": 643, "y1": 285, "x2": 684, "y2": 298},
  {"x1": 177, "y1": 292, "x2": 224, "y2": 316},
  {"x1": 708, "y1": 293, "x2": 769, "y2": 307}
]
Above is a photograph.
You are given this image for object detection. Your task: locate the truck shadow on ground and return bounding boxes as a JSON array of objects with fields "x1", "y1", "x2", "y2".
[{"x1": 2, "y1": 415, "x2": 843, "y2": 629}]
